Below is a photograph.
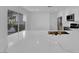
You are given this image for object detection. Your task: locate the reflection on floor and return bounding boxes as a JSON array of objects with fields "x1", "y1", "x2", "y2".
[
  {"x1": 7, "y1": 31, "x2": 69, "y2": 53},
  {"x1": 8, "y1": 31, "x2": 26, "y2": 48}
]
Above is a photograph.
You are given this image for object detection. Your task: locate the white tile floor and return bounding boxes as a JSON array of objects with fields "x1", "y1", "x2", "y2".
[
  {"x1": 7, "y1": 31, "x2": 68, "y2": 53},
  {"x1": 7, "y1": 30, "x2": 79, "y2": 53}
]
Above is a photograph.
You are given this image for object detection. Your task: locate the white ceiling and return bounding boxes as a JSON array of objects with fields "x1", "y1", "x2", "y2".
[
  {"x1": 23, "y1": 6, "x2": 50, "y2": 12},
  {"x1": 23, "y1": 6, "x2": 79, "y2": 13},
  {"x1": 23, "y1": 6, "x2": 75, "y2": 13}
]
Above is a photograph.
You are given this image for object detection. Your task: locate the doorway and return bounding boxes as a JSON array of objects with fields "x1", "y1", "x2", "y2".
[{"x1": 57, "y1": 16, "x2": 63, "y2": 30}]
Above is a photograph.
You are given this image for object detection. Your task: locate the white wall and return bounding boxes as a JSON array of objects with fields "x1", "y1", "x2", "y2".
[
  {"x1": 56, "y1": 7, "x2": 79, "y2": 52},
  {"x1": 0, "y1": 7, "x2": 8, "y2": 52},
  {"x1": 27, "y1": 12, "x2": 50, "y2": 31},
  {"x1": 27, "y1": 13, "x2": 31, "y2": 30},
  {"x1": 49, "y1": 12, "x2": 58, "y2": 30},
  {"x1": 58, "y1": 7, "x2": 79, "y2": 27},
  {"x1": 0, "y1": 6, "x2": 28, "y2": 52}
]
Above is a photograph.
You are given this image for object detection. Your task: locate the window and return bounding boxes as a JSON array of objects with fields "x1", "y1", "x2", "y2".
[
  {"x1": 8, "y1": 10, "x2": 25, "y2": 35},
  {"x1": 66, "y1": 14, "x2": 74, "y2": 21}
]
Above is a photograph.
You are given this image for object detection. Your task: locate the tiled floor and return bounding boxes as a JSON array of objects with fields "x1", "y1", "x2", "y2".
[
  {"x1": 7, "y1": 31, "x2": 68, "y2": 53},
  {"x1": 7, "y1": 30, "x2": 79, "y2": 53}
]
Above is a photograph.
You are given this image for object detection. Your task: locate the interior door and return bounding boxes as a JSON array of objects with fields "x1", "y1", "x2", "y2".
[{"x1": 57, "y1": 17, "x2": 63, "y2": 30}]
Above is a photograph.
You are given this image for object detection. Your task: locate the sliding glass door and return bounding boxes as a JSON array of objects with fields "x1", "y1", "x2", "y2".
[
  {"x1": 8, "y1": 10, "x2": 26, "y2": 47},
  {"x1": 8, "y1": 10, "x2": 18, "y2": 35}
]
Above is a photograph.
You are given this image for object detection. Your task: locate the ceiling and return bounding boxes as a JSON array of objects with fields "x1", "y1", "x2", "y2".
[
  {"x1": 23, "y1": 6, "x2": 79, "y2": 13},
  {"x1": 23, "y1": 6, "x2": 50, "y2": 12}
]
